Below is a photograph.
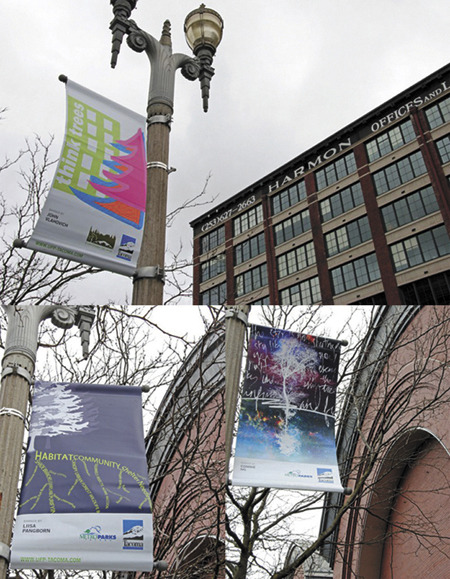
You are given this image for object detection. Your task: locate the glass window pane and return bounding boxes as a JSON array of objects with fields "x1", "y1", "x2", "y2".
[
  {"x1": 391, "y1": 243, "x2": 408, "y2": 271},
  {"x1": 342, "y1": 262, "x2": 357, "y2": 290},
  {"x1": 404, "y1": 237, "x2": 422, "y2": 267},
  {"x1": 382, "y1": 204, "x2": 398, "y2": 231}
]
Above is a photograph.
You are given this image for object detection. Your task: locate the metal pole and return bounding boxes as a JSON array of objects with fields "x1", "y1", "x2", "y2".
[
  {"x1": 225, "y1": 306, "x2": 250, "y2": 475},
  {"x1": 132, "y1": 105, "x2": 172, "y2": 305},
  {"x1": 126, "y1": 20, "x2": 203, "y2": 305},
  {"x1": 108, "y1": 6, "x2": 223, "y2": 305},
  {"x1": 0, "y1": 306, "x2": 94, "y2": 579}
]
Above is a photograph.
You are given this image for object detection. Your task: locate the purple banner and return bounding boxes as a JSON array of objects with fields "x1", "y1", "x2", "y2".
[{"x1": 11, "y1": 381, "x2": 153, "y2": 571}]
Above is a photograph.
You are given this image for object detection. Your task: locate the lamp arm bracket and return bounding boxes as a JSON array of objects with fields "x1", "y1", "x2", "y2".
[
  {"x1": 175, "y1": 54, "x2": 201, "y2": 82},
  {"x1": 126, "y1": 20, "x2": 158, "y2": 57}
]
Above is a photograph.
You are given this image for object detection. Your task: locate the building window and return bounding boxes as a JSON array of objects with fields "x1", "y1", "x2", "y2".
[
  {"x1": 425, "y1": 95, "x2": 450, "y2": 129},
  {"x1": 400, "y1": 272, "x2": 450, "y2": 305},
  {"x1": 315, "y1": 152, "x2": 357, "y2": 191},
  {"x1": 250, "y1": 295, "x2": 271, "y2": 305},
  {"x1": 200, "y1": 281, "x2": 227, "y2": 305},
  {"x1": 435, "y1": 135, "x2": 450, "y2": 164},
  {"x1": 234, "y1": 232, "x2": 266, "y2": 265},
  {"x1": 381, "y1": 185, "x2": 439, "y2": 231},
  {"x1": 320, "y1": 182, "x2": 364, "y2": 222},
  {"x1": 365, "y1": 119, "x2": 416, "y2": 162},
  {"x1": 372, "y1": 151, "x2": 427, "y2": 195},
  {"x1": 235, "y1": 264, "x2": 268, "y2": 297},
  {"x1": 390, "y1": 225, "x2": 450, "y2": 272},
  {"x1": 331, "y1": 253, "x2": 381, "y2": 295},
  {"x1": 325, "y1": 215, "x2": 372, "y2": 257},
  {"x1": 200, "y1": 254, "x2": 226, "y2": 283},
  {"x1": 277, "y1": 241, "x2": 316, "y2": 278},
  {"x1": 271, "y1": 180, "x2": 307, "y2": 215},
  {"x1": 279, "y1": 277, "x2": 321, "y2": 305},
  {"x1": 274, "y1": 209, "x2": 311, "y2": 245},
  {"x1": 233, "y1": 204, "x2": 263, "y2": 236},
  {"x1": 200, "y1": 226, "x2": 225, "y2": 255}
]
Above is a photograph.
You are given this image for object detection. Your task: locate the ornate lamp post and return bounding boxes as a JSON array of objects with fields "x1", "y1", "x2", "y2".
[
  {"x1": 0, "y1": 307, "x2": 95, "y2": 579},
  {"x1": 109, "y1": 1, "x2": 224, "y2": 305}
]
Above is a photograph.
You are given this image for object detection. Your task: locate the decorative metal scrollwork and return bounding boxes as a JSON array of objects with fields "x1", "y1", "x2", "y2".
[
  {"x1": 126, "y1": 20, "x2": 149, "y2": 53},
  {"x1": 181, "y1": 59, "x2": 201, "y2": 82}
]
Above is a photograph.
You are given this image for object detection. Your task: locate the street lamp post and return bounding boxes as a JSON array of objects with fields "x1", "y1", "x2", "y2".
[
  {"x1": 0, "y1": 306, "x2": 95, "y2": 579},
  {"x1": 109, "y1": 1, "x2": 224, "y2": 305}
]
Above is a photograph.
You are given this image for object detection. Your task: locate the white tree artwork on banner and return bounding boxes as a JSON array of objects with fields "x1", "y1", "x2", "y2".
[
  {"x1": 28, "y1": 383, "x2": 92, "y2": 452},
  {"x1": 269, "y1": 337, "x2": 319, "y2": 456}
]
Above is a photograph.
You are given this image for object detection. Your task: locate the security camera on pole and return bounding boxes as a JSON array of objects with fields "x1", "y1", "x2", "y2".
[{"x1": 109, "y1": 1, "x2": 224, "y2": 305}]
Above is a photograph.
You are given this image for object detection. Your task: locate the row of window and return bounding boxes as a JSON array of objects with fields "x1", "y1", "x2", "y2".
[
  {"x1": 365, "y1": 119, "x2": 416, "y2": 163},
  {"x1": 372, "y1": 150, "x2": 428, "y2": 195},
  {"x1": 201, "y1": 179, "x2": 442, "y2": 281},
  {"x1": 381, "y1": 185, "x2": 439, "y2": 231},
  {"x1": 391, "y1": 225, "x2": 450, "y2": 272},
  {"x1": 200, "y1": 223, "x2": 449, "y2": 302},
  {"x1": 320, "y1": 182, "x2": 364, "y2": 222},
  {"x1": 200, "y1": 268, "x2": 450, "y2": 305},
  {"x1": 200, "y1": 95, "x2": 450, "y2": 254},
  {"x1": 425, "y1": 94, "x2": 450, "y2": 129},
  {"x1": 325, "y1": 215, "x2": 372, "y2": 257},
  {"x1": 200, "y1": 145, "x2": 440, "y2": 255},
  {"x1": 277, "y1": 242, "x2": 316, "y2": 278}
]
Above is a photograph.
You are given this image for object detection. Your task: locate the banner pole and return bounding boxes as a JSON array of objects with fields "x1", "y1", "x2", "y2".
[
  {"x1": 0, "y1": 307, "x2": 94, "y2": 579},
  {"x1": 224, "y1": 306, "x2": 250, "y2": 477}
]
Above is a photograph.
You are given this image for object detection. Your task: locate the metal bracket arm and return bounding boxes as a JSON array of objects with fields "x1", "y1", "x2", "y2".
[
  {"x1": 0, "y1": 408, "x2": 26, "y2": 422},
  {"x1": 0, "y1": 542, "x2": 10, "y2": 563},
  {"x1": 1, "y1": 364, "x2": 33, "y2": 385},
  {"x1": 134, "y1": 266, "x2": 165, "y2": 283}
]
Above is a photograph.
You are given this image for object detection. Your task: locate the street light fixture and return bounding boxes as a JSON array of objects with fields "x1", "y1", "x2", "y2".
[{"x1": 108, "y1": 1, "x2": 224, "y2": 304}]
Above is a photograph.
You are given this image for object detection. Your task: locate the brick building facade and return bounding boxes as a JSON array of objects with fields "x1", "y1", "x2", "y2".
[
  {"x1": 320, "y1": 306, "x2": 450, "y2": 577},
  {"x1": 191, "y1": 65, "x2": 450, "y2": 306},
  {"x1": 145, "y1": 321, "x2": 226, "y2": 578}
]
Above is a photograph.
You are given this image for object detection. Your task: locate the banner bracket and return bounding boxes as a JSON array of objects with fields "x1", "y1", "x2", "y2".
[
  {"x1": 0, "y1": 408, "x2": 26, "y2": 423},
  {"x1": 225, "y1": 307, "x2": 249, "y2": 326},
  {"x1": 147, "y1": 114, "x2": 172, "y2": 127},
  {"x1": 2, "y1": 364, "x2": 33, "y2": 386},
  {"x1": 0, "y1": 542, "x2": 10, "y2": 563},
  {"x1": 134, "y1": 266, "x2": 165, "y2": 283},
  {"x1": 147, "y1": 161, "x2": 176, "y2": 174}
]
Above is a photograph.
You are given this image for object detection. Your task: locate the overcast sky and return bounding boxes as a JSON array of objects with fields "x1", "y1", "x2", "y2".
[{"x1": 1, "y1": 0, "x2": 449, "y2": 303}]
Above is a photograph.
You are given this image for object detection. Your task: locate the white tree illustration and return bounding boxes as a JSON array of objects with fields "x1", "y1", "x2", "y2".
[
  {"x1": 28, "y1": 383, "x2": 92, "y2": 452},
  {"x1": 269, "y1": 337, "x2": 319, "y2": 456}
]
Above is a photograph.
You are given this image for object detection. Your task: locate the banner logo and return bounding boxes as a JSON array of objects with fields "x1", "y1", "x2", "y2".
[{"x1": 123, "y1": 520, "x2": 144, "y2": 550}]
